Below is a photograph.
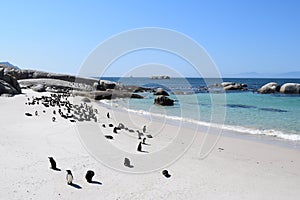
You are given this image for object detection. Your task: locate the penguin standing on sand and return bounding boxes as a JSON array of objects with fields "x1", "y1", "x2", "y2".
[
  {"x1": 48, "y1": 157, "x2": 57, "y2": 170},
  {"x1": 137, "y1": 142, "x2": 142, "y2": 152},
  {"x1": 66, "y1": 170, "x2": 73, "y2": 185},
  {"x1": 85, "y1": 170, "x2": 95, "y2": 183}
]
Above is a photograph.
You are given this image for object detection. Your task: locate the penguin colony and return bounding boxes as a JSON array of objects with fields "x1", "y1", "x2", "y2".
[{"x1": 25, "y1": 92, "x2": 171, "y2": 185}]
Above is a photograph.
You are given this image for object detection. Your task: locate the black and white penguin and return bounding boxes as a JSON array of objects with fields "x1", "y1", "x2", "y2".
[
  {"x1": 107, "y1": 112, "x2": 110, "y2": 118},
  {"x1": 48, "y1": 157, "x2": 57, "y2": 170},
  {"x1": 137, "y1": 142, "x2": 142, "y2": 152},
  {"x1": 66, "y1": 170, "x2": 73, "y2": 185},
  {"x1": 143, "y1": 125, "x2": 146, "y2": 133},
  {"x1": 142, "y1": 138, "x2": 146, "y2": 144},
  {"x1": 52, "y1": 117, "x2": 56, "y2": 122},
  {"x1": 85, "y1": 170, "x2": 95, "y2": 183},
  {"x1": 162, "y1": 169, "x2": 171, "y2": 178}
]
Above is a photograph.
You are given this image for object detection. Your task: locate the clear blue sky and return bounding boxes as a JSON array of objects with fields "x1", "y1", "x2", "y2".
[{"x1": 1, "y1": 0, "x2": 299, "y2": 77}]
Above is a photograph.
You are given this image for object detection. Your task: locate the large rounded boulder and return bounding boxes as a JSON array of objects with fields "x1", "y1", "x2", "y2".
[
  {"x1": 31, "y1": 84, "x2": 46, "y2": 92},
  {"x1": 154, "y1": 88, "x2": 169, "y2": 96},
  {"x1": 280, "y1": 83, "x2": 300, "y2": 94},
  {"x1": 0, "y1": 68, "x2": 22, "y2": 95},
  {"x1": 154, "y1": 95, "x2": 174, "y2": 106},
  {"x1": 258, "y1": 82, "x2": 280, "y2": 94}
]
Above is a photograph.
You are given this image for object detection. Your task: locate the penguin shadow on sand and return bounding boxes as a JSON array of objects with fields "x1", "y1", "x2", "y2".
[
  {"x1": 48, "y1": 157, "x2": 61, "y2": 171},
  {"x1": 137, "y1": 142, "x2": 149, "y2": 153},
  {"x1": 85, "y1": 170, "x2": 102, "y2": 185},
  {"x1": 141, "y1": 138, "x2": 151, "y2": 146},
  {"x1": 69, "y1": 182, "x2": 82, "y2": 189},
  {"x1": 124, "y1": 158, "x2": 134, "y2": 168}
]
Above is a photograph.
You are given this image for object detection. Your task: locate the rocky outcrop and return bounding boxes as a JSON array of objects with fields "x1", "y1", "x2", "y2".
[
  {"x1": 2, "y1": 67, "x2": 99, "y2": 86},
  {"x1": 154, "y1": 95, "x2": 174, "y2": 106},
  {"x1": 73, "y1": 90, "x2": 144, "y2": 100},
  {"x1": 0, "y1": 68, "x2": 22, "y2": 95},
  {"x1": 211, "y1": 82, "x2": 247, "y2": 91},
  {"x1": 154, "y1": 88, "x2": 169, "y2": 96},
  {"x1": 221, "y1": 82, "x2": 247, "y2": 90},
  {"x1": 18, "y1": 78, "x2": 91, "y2": 92},
  {"x1": 280, "y1": 83, "x2": 300, "y2": 94},
  {"x1": 31, "y1": 84, "x2": 46, "y2": 92},
  {"x1": 0, "y1": 80, "x2": 19, "y2": 96},
  {"x1": 257, "y1": 82, "x2": 280, "y2": 94}
]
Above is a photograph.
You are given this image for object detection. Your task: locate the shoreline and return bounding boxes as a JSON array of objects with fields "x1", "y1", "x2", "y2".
[{"x1": 102, "y1": 99, "x2": 300, "y2": 150}]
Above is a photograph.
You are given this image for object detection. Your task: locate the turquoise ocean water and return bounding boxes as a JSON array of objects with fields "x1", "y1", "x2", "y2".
[{"x1": 101, "y1": 78, "x2": 300, "y2": 141}]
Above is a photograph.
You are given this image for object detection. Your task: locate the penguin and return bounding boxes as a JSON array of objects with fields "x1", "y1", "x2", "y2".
[
  {"x1": 85, "y1": 170, "x2": 95, "y2": 183},
  {"x1": 162, "y1": 169, "x2": 171, "y2": 178},
  {"x1": 113, "y1": 127, "x2": 118, "y2": 133},
  {"x1": 25, "y1": 112, "x2": 33, "y2": 117},
  {"x1": 35, "y1": 111, "x2": 38, "y2": 116},
  {"x1": 48, "y1": 157, "x2": 57, "y2": 170},
  {"x1": 107, "y1": 112, "x2": 110, "y2": 118},
  {"x1": 118, "y1": 123, "x2": 125, "y2": 129},
  {"x1": 53, "y1": 110, "x2": 56, "y2": 115},
  {"x1": 143, "y1": 125, "x2": 146, "y2": 133},
  {"x1": 66, "y1": 170, "x2": 73, "y2": 185},
  {"x1": 52, "y1": 117, "x2": 56, "y2": 122},
  {"x1": 105, "y1": 135, "x2": 114, "y2": 140},
  {"x1": 137, "y1": 142, "x2": 142, "y2": 152},
  {"x1": 142, "y1": 138, "x2": 146, "y2": 144}
]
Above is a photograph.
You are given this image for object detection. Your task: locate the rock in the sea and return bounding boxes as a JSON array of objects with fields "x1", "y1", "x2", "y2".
[
  {"x1": 154, "y1": 95, "x2": 174, "y2": 106},
  {"x1": 258, "y1": 82, "x2": 280, "y2": 94},
  {"x1": 221, "y1": 82, "x2": 247, "y2": 90},
  {"x1": 31, "y1": 84, "x2": 46, "y2": 92},
  {"x1": 280, "y1": 83, "x2": 300, "y2": 94},
  {"x1": 154, "y1": 88, "x2": 169, "y2": 96}
]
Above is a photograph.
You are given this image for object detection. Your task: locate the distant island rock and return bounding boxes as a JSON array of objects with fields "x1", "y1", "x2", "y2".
[{"x1": 151, "y1": 76, "x2": 170, "y2": 79}]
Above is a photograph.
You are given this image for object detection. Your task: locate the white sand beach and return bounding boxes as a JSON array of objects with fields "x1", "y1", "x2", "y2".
[{"x1": 1, "y1": 89, "x2": 300, "y2": 200}]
